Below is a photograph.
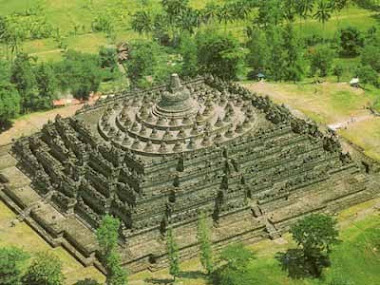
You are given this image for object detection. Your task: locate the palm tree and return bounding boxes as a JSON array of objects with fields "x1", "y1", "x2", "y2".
[
  {"x1": 161, "y1": 0, "x2": 189, "y2": 41},
  {"x1": 329, "y1": 0, "x2": 348, "y2": 26},
  {"x1": 217, "y1": 4, "x2": 233, "y2": 33},
  {"x1": 201, "y1": 2, "x2": 218, "y2": 25},
  {"x1": 131, "y1": 11, "x2": 153, "y2": 38},
  {"x1": 314, "y1": 0, "x2": 332, "y2": 40},
  {"x1": 179, "y1": 8, "x2": 201, "y2": 34},
  {"x1": 296, "y1": 0, "x2": 315, "y2": 29},
  {"x1": 282, "y1": 0, "x2": 297, "y2": 23},
  {"x1": 161, "y1": 0, "x2": 189, "y2": 25}
]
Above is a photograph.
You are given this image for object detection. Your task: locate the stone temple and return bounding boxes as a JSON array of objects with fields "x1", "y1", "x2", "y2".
[{"x1": 0, "y1": 74, "x2": 378, "y2": 272}]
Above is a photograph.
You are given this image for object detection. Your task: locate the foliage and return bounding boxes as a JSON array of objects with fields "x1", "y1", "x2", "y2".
[
  {"x1": 22, "y1": 252, "x2": 64, "y2": 285},
  {"x1": 339, "y1": 27, "x2": 364, "y2": 57},
  {"x1": 246, "y1": 26, "x2": 269, "y2": 75},
  {"x1": 125, "y1": 40, "x2": 158, "y2": 88},
  {"x1": 96, "y1": 215, "x2": 127, "y2": 285},
  {"x1": 218, "y1": 243, "x2": 255, "y2": 271},
  {"x1": 356, "y1": 65, "x2": 379, "y2": 88},
  {"x1": 361, "y1": 29, "x2": 380, "y2": 72},
  {"x1": 212, "y1": 244, "x2": 255, "y2": 285},
  {"x1": 333, "y1": 63, "x2": 344, "y2": 82},
  {"x1": 282, "y1": 24, "x2": 305, "y2": 82},
  {"x1": 55, "y1": 50, "x2": 103, "y2": 99},
  {"x1": 10, "y1": 53, "x2": 39, "y2": 113},
  {"x1": 0, "y1": 247, "x2": 29, "y2": 285},
  {"x1": 291, "y1": 214, "x2": 340, "y2": 253},
  {"x1": 179, "y1": 33, "x2": 198, "y2": 77},
  {"x1": 166, "y1": 228, "x2": 180, "y2": 281},
  {"x1": 197, "y1": 212, "x2": 213, "y2": 275},
  {"x1": 314, "y1": 0, "x2": 332, "y2": 29},
  {"x1": 277, "y1": 214, "x2": 340, "y2": 279},
  {"x1": 196, "y1": 30, "x2": 246, "y2": 80},
  {"x1": 256, "y1": 0, "x2": 283, "y2": 28},
  {"x1": 96, "y1": 215, "x2": 121, "y2": 258},
  {"x1": 91, "y1": 9, "x2": 116, "y2": 39},
  {"x1": 35, "y1": 63, "x2": 58, "y2": 110},
  {"x1": 131, "y1": 11, "x2": 154, "y2": 37},
  {"x1": 98, "y1": 46, "x2": 120, "y2": 81},
  {"x1": 0, "y1": 61, "x2": 20, "y2": 130},
  {"x1": 104, "y1": 251, "x2": 128, "y2": 285},
  {"x1": 265, "y1": 25, "x2": 286, "y2": 81},
  {"x1": 309, "y1": 45, "x2": 335, "y2": 77}
]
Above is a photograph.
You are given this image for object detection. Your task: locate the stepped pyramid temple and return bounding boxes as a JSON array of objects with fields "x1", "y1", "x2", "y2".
[{"x1": 0, "y1": 74, "x2": 378, "y2": 272}]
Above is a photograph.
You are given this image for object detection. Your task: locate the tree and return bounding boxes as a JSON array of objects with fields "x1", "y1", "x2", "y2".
[
  {"x1": 333, "y1": 63, "x2": 344, "y2": 82},
  {"x1": 256, "y1": 0, "x2": 283, "y2": 28},
  {"x1": 179, "y1": 33, "x2": 198, "y2": 77},
  {"x1": 99, "y1": 46, "x2": 119, "y2": 80},
  {"x1": 22, "y1": 252, "x2": 64, "y2": 285},
  {"x1": 314, "y1": 0, "x2": 332, "y2": 40},
  {"x1": 96, "y1": 215, "x2": 128, "y2": 285},
  {"x1": 131, "y1": 11, "x2": 154, "y2": 38},
  {"x1": 217, "y1": 4, "x2": 234, "y2": 33},
  {"x1": 296, "y1": 0, "x2": 315, "y2": 29},
  {"x1": 10, "y1": 53, "x2": 39, "y2": 113},
  {"x1": 356, "y1": 65, "x2": 379, "y2": 88},
  {"x1": 166, "y1": 228, "x2": 180, "y2": 282},
  {"x1": 201, "y1": 2, "x2": 219, "y2": 25},
  {"x1": 266, "y1": 25, "x2": 286, "y2": 81},
  {"x1": 0, "y1": 247, "x2": 29, "y2": 285},
  {"x1": 212, "y1": 244, "x2": 255, "y2": 285},
  {"x1": 161, "y1": 0, "x2": 189, "y2": 41},
  {"x1": 282, "y1": 214, "x2": 339, "y2": 278},
  {"x1": 282, "y1": 0, "x2": 297, "y2": 23},
  {"x1": 35, "y1": 63, "x2": 58, "y2": 110},
  {"x1": 309, "y1": 45, "x2": 335, "y2": 77},
  {"x1": 179, "y1": 8, "x2": 201, "y2": 35},
  {"x1": 339, "y1": 27, "x2": 364, "y2": 57},
  {"x1": 361, "y1": 30, "x2": 380, "y2": 72},
  {"x1": 291, "y1": 214, "x2": 339, "y2": 255},
  {"x1": 126, "y1": 40, "x2": 158, "y2": 88},
  {"x1": 0, "y1": 60, "x2": 20, "y2": 131},
  {"x1": 55, "y1": 50, "x2": 103, "y2": 100},
  {"x1": 282, "y1": 24, "x2": 305, "y2": 82},
  {"x1": 196, "y1": 30, "x2": 246, "y2": 80},
  {"x1": 197, "y1": 212, "x2": 213, "y2": 275},
  {"x1": 246, "y1": 26, "x2": 269, "y2": 76}
]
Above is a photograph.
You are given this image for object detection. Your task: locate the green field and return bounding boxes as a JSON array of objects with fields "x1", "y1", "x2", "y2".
[
  {"x1": 129, "y1": 198, "x2": 380, "y2": 285},
  {"x1": 0, "y1": 1, "x2": 378, "y2": 61}
]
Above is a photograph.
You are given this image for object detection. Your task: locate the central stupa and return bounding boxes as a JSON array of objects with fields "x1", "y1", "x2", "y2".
[{"x1": 98, "y1": 74, "x2": 256, "y2": 154}]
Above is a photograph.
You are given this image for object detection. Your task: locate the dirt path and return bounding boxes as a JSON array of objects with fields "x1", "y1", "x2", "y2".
[
  {"x1": 0, "y1": 104, "x2": 85, "y2": 146},
  {"x1": 328, "y1": 113, "x2": 374, "y2": 131}
]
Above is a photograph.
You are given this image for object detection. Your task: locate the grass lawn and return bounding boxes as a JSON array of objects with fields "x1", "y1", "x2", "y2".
[
  {"x1": 243, "y1": 81, "x2": 377, "y2": 124},
  {"x1": 0, "y1": 201, "x2": 105, "y2": 285},
  {"x1": 243, "y1": 80, "x2": 380, "y2": 161},
  {"x1": 339, "y1": 118, "x2": 380, "y2": 161}
]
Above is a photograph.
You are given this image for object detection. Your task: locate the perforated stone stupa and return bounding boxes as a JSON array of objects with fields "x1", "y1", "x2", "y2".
[{"x1": 0, "y1": 74, "x2": 378, "y2": 272}]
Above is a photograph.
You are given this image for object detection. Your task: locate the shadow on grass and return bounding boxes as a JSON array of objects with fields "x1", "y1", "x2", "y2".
[
  {"x1": 144, "y1": 277, "x2": 173, "y2": 284},
  {"x1": 178, "y1": 270, "x2": 206, "y2": 279},
  {"x1": 144, "y1": 271, "x2": 207, "y2": 284},
  {"x1": 276, "y1": 248, "x2": 330, "y2": 280}
]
